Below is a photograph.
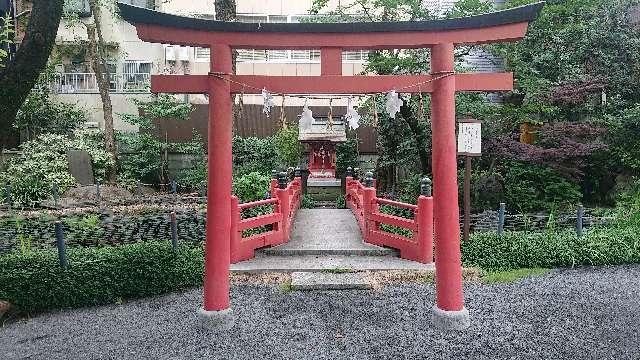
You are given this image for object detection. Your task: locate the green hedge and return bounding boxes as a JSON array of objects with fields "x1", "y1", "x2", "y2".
[
  {"x1": 462, "y1": 225, "x2": 640, "y2": 270},
  {"x1": 0, "y1": 242, "x2": 203, "y2": 314}
]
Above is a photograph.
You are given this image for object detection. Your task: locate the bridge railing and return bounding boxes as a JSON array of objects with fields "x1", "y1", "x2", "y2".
[
  {"x1": 230, "y1": 172, "x2": 302, "y2": 263},
  {"x1": 345, "y1": 171, "x2": 433, "y2": 264}
]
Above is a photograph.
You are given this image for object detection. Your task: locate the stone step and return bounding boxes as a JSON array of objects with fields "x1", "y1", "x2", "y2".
[
  {"x1": 290, "y1": 271, "x2": 372, "y2": 291},
  {"x1": 230, "y1": 255, "x2": 434, "y2": 273},
  {"x1": 263, "y1": 246, "x2": 397, "y2": 256}
]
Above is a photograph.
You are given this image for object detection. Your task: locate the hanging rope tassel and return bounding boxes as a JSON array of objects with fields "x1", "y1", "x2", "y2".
[
  {"x1": 238, "y1": 86, "x2": 245, "y2": 123},
  {"x1": 327, "y1": 98, "x2": 334, "y2": 131}
]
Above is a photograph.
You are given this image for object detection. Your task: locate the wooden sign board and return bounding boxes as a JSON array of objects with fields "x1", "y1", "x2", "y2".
[{"x1": 457, "y1": 120, "x2": 482, "y2": 156}]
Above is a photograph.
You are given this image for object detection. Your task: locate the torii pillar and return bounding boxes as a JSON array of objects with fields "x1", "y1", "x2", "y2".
[
  {"x1": 430, "y1": 43, "x2": 467, "y2": 328},
  {"x1": 117, "y1": 1, "x2": 544, "y2": 331}
]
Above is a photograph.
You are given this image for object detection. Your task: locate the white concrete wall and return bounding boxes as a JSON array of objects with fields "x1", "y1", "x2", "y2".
[{"x1": 55, "y1": 93, "x2": 152, "y2": 133}]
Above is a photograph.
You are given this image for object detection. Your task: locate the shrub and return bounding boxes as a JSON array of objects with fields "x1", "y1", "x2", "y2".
[
  {"x1": 301, "y1": 194, "x2": 317, "y2": 209},
  {"x1": 0, "y1": 242, "x2": 203, "y2": 314},
  {"x1": 462, "y1": 224, "x2": 640, "y2": 270},
  {"x1": 274, "y1": 126, "x2": 303, "y2": 167},
  {"x1": 118, "y1": 95, "x2": 201, "y2": 186},
  {"x1": 232, "y1": 135, "x2": 279, "y2": 176},
  {"x1": 0, "y1": 130, "x2": 115, "y2": 207},
  {"x1": 336, "y1": 138, "x2": 359, "y2": 177},
  {"x1": 232, "y1": 171, "x2": 271, "y2": 203},
  {"x1": 501, "y1": 161, "x2": 582, "y2": 212}
]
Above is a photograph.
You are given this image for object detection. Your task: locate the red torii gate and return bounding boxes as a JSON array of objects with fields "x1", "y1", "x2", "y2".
[{"x1": 118, "y1": 2, "x2": 542, "y2": 330}]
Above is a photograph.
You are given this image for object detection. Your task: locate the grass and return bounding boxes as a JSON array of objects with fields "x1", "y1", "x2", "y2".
[
  {"x1": 279, "y1": 279, "x2": 293, "y2": 293},
  {"x1": 482, "y1": 268, "x2": 550, "y2": 284}
]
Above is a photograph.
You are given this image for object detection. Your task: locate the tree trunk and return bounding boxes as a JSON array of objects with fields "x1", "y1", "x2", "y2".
[
  {"x1": 0, "y1": 0, "x2": 64, "y2": 144},
  {"x1": 400, "y1": 102, "x2": 430, "y2": 175},
  {"x1": 86, "y1": 0, "x2": 116, "y2": 183}
]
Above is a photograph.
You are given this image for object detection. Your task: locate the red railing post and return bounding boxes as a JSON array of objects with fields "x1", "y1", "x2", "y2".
[
  {"x1": 230, "y1": 196, "x2": 241, "y2": 263},
  {"x1": 275, "y1": 172, "x2": 290, "y2": 245},
  {"x1": 416, "y1": 195, "x2": 434, "y2": 263},
  {"x1": 362, "y1": 172, "x2": 379, "y2": 245}
]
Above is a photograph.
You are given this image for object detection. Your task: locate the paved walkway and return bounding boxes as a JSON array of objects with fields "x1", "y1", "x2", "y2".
[
  {"x1": 2, "y1": 266, "x2": 639, "y2": 359},
  {"x1": 230, "y1": 209, "x2": 429, "y2": 273},
  {"x1": 264, "y1": 209, "x2": 394, "y2": 256}
]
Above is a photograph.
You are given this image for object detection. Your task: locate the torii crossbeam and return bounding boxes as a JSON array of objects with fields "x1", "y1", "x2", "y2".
[{"x1": 118, "y1": 1, "x2": 543, "y2": 330}]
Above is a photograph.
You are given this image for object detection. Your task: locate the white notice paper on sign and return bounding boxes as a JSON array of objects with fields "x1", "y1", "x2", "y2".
[{"x1": 457, "y1": 122, "x2": 482, "y2": 155}]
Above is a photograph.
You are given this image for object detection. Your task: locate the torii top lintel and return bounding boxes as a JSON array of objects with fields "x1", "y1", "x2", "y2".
[
  {"x1": 118, "y1": 2, "x2": 543, "y2": 50},
  {"x1": 117, "y1": 2, "x2": 543, "y2": 95}
]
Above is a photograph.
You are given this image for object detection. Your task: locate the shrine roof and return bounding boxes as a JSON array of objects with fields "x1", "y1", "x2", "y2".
[{"x1": 117, "y1": 2, "x2": 543, "y2": 35}]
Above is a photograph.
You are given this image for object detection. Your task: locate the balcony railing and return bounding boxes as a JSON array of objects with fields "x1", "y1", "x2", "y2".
[{"x1": 51, "y1": 73, "x2": 151, "y2": 94}]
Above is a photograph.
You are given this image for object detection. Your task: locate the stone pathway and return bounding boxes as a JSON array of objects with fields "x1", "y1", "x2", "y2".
[
  {"x1": 263, "y1": 209, "x2": 395, "y2": 256},
  {"x1": 230, "y1": 208, "x2": 431, "y2": 275}
]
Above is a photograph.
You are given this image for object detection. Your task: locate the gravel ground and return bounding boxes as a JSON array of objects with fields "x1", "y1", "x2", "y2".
[{"x1": 1, "y1": 265, "x2": 639, "y2": 360}]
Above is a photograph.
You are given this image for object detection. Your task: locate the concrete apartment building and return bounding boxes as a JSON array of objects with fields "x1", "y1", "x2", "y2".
[{"x1": 19, "y1": 0, "x2": 505, "y2": 131}]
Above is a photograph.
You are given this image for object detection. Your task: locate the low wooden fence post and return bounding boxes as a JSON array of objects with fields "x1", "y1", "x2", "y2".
[
  {"x1": 576, "y1": 205, "x2": 584, "y2": 237},
  {"x1": 169, "y1": 211, "x2": 178, "y2": 251},
  {"x1": 55, "y1": 221, "x2": 68, "y2": 268},
  {"x1": 362, "y1": 172, "x2": 377, "y2": 243},
  {"x1": 497, "y1": 202, "x2": 506, "y2": 235},
  {"x1": 416, "y1": 177, "x2": 434, "y2": 263}
]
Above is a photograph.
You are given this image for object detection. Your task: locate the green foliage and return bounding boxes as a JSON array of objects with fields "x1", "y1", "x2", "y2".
[
  {"x1": 0, "y1": 241, "x2": 204, "y2": 314},
  {"x1": 64, "y1": 214, "x2": 105, "y2": 243},
  {"x1": 232, "y1": 171, "x2": 270, "y2": 203},
  {"x1": 14, "y1": 66, "x2": 87, "y2": 140},
  {"x1": 0, "y1": 14, "x2": 15, "y2": 68},
  {"x1": 335, "y1": 138, "x2": 359, "y2": 177},
  {"x1": 273, "y1": 126, "x2": 303, "y2": 168},
  {"x1": 600, "y1": 104, "x2": 640, "y2": 174},
  {"x1": 482, "y1": 268, "x2": 550, "y2": 284},
  {"x1": 174, "y1": 131, "x2": 206, "y2": 191},
  {"x1": 301, "y1": 194, "x2": 317, "y2": 209},
  {"x1": 232, "y1": 135, "x2": 279, "y2": 176},
  {"x1": 118, "y1": 95, "x2": 201, "y2": 186},
  {"x1": 0, "y1": 130, "x2": 115, "y2": 207},
  {"x1": 501, "y1": 161, "x2": 582, "y2": 212},
  {"x1": 335, "y1": 194, "x2": 346, "y2": 209},
  {"x1": 462, "y1": 223, "x2": 640, "y2": 270}
]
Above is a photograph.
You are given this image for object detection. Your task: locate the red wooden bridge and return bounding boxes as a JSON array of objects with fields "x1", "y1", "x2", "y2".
[{"x1": 230, "y1": 171, "x2": 434, "y2": 266}]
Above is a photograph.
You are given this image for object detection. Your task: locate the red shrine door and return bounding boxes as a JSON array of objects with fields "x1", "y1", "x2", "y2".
[{"x1": 118, "y1": 2, "x2": 543, "y2": 327}]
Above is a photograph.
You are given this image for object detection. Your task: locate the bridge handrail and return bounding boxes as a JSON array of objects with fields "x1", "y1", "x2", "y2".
[
  {"x1": 230, "y1": 176, "x2": 302, "y2": 263},
  {"x1": 345, "y1": 176, "x2": 433, "y2": 264},
  {"x1": 376, "y1": 198, "x2": 418, "y2": 211},
  {"x1": 238, "y1": 198, "x2": 278, "y2": 210}
]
